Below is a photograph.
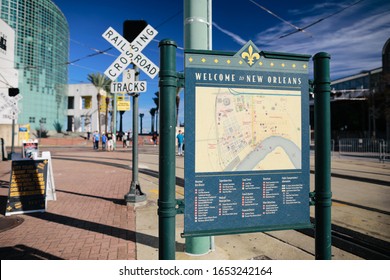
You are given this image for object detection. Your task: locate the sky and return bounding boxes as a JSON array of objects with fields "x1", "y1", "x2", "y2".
[{"x1": 51, "y1": 0, "x2": 390, "y2": 133}]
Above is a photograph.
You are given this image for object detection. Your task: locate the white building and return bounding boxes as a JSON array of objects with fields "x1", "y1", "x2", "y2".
[
  {"x1": 67, "y1": 84, "x2": 108, "y2": 133},
  {"x1": 0, "y1": 19, "x2": 19, "y2": 145}
]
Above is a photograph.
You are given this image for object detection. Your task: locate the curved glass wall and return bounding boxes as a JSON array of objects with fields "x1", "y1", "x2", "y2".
[{"x1": 0, "y1": 0, "x2": 69, "y2": 132}]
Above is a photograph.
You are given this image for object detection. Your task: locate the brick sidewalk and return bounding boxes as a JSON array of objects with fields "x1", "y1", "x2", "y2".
[{"x1": 0, "y1": 148, "x2": 137, "y2": 260}]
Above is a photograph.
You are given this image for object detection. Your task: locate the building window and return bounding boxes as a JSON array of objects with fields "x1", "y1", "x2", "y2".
[
  {"x1": 68, "y1": 96, "x2": 74, "y2": 109},
  {"x1": 29, "y1": 117, "x2": 35, "y2": 123},
  {"x1": 81, "y1": 96, "x2": 92, "y2": 109}
]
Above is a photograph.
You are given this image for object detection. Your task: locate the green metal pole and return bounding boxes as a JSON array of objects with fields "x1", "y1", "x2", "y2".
[
  {"x1": 313, "y1": 52, "x2": 332, "y2": 260},
  {"x1": 184, "y1": 0, "x2": 213, "y2": 256},
  {"x1": 158, "y1": 39, "x2": 178, "y2": 260},
  {"x1": 184, "y1": 0, "x2": 212, "y2": 50},
  {"x1": 124, "y1": 65, "x2": 146, "y2": 203}
]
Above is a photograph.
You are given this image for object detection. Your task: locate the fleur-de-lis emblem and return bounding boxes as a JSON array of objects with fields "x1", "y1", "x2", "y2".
[{"x1": 241, "y1": 45, "x2": 260, "y2": 66}]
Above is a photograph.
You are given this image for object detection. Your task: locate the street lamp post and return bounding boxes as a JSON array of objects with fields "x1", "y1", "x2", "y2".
[{"x1": 139, "y1": 113, "x2": 144, "y2": 135}]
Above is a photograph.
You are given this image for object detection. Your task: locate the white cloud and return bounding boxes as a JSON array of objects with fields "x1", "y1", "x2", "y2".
[
  {"x1": 253, "y1": 0, "x2": 390, "y2": 78},
  {"x1": 212, "y1": 22, "x2": 247, "y2": 46},
  {"x1": 212, "y1": 0, "x2": 389, "y2": 79}
]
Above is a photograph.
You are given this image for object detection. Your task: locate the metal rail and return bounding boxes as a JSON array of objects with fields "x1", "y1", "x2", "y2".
[
  {"x1": 297, "y1": 218, "x2": 390, "y2": 260},
  {"x1": 338, "y1": 138, "x2": 389, "y2": 161}
]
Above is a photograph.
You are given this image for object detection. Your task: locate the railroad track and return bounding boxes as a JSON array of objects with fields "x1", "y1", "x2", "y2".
[{"x1": 297, "y1": 217, "x2": 390, "y2": 260}]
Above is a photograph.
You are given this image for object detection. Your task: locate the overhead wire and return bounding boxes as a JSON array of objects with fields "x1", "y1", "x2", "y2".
[
  {"x1": 279, "y1": 0, "x2": 366, "y2": 39},
  {"x1": 2, "y1": 8, "x2": 184, "y2": 74},
  {"x1": 69, "y1": 8, "x2": 184, "y2": 66},
  {"x1": 67, "y1": 47, "x2": 114, "y2": 64},
  {"x1": 248, "y1": 0, "x2": 312, "y2": 38}
]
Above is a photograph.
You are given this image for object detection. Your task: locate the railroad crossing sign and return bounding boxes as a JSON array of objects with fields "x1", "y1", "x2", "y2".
[
  {"x1": 102, "y1": 24, "x2": 159, "y2": 82},
  {"x1": 0, "y1": 91, "x2": 21, "y2": 120}
]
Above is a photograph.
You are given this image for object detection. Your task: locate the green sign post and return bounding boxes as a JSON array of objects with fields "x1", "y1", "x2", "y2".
[
  {"x1": 158, "y1": 39, "x2": 179, "y2": 260},
  {"x1": 313, "y1": 52, "x2": 332, "y2": 260}
]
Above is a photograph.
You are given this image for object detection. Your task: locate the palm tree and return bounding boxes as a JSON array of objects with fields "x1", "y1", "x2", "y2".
[
  {"x1": 153, "y1": 91, "x2": 159, "y2": 133},
  {"x1": 87, "y1": 73, "x2": 111, "y2": 136},
  {"x1": 149, "y1": 107, "x2": 156, "y2": 133}
]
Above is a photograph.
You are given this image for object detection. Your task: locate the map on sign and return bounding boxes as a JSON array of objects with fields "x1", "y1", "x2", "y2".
[{"x1": 195, "y1": 87, "x2": 301, "y2": 173}]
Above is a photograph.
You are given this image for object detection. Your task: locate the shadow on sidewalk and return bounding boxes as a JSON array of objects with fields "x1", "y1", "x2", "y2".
[
  {"x1": 56, "y1": 189, "x2": 125, "y2": 206},
  {"x1": 139, "y1": 168, "x2": 184, "y2": 187},
  {"x1": 0, "y1": 244, "x2": 63, "y2": 260},
  {"x1": 25, "y1": 212, "x2": 185, "y2": 252}
]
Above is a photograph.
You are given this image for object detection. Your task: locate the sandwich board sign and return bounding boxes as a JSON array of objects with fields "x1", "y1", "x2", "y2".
[
  {"x1": 33, "y1": 151, "x2": 56, "y2": 201},
  {"x1": 183, "y1": 41, "x2": 312, "y2": 237},
  {"x1": 5, "y1": 159, "x2": 49, "y2": 215}
]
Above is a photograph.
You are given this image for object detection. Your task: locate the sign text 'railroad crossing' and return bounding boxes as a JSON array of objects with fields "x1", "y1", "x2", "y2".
[
  {"x1": 0, "y1": 92, "x2": 22, "y2": 120},
  {"x1": 102, "y1": 24, "x2": 159, "y2": 82}
]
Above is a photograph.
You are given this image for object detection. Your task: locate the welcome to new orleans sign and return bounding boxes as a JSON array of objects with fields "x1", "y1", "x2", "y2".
[{"x1": 183, "y1": 41, "x2": 312, "y2": 237}]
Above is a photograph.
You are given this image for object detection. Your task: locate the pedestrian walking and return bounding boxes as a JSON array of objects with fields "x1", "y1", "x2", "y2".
[
  {"x1": 107, "y1": 132, "x2": 113, "y2": 151},
  {"x1": 126, "y1": 131, "x2": 131, "y2": 148},
  {"x1": 102, "y1": 133, "x2": 107, "y2": 151},
  {"x1": 152, "y1": 133, "x2": 157, "y2": 146},
  {"x1": 94, "y1": 131, "x2": 100, "y2": 150},
  {"x1": 176, "y1": 130, "x2": 184, "y2": 156}
]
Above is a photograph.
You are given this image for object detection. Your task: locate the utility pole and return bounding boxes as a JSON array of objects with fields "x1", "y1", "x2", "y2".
[{"x1": 183, "y1": 0, "x2": 213, "y2": 255}]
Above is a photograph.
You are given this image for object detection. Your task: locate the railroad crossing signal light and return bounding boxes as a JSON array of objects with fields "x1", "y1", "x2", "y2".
[
  {"x1": 8, "y1": 88, "x2": 19, "y2": 97},
  {"x1": 123, "y1": 20, "x2": 147, "y2": 43}
]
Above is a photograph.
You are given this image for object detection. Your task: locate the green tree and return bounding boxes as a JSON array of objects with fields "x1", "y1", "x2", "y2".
[{"x1": 87, "y1": 73, "x2": 111, "y2": 135}]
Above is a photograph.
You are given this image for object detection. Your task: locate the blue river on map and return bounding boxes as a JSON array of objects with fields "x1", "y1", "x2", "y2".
[{"x1": 225, "y1": 136, "x2": 301, "y2": 171}]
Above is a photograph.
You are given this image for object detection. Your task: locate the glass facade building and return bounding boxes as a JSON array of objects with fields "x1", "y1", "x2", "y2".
[{"x1": 0, "y1": 0, "x2": 69, "y2": 132}]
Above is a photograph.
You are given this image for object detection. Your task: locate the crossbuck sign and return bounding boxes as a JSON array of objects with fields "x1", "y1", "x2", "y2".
[
  {"x1": 0, "y1": 92, "x2": 21, "y2": 120},
  {"x1": 102, "y1": 24, "x2": 159, "y2": 91}
]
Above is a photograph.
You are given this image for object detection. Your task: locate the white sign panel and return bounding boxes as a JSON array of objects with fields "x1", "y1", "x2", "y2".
[
  {"x1": 102, "y1": 24, "x2": 159, "y2": 80},
  {"x1": 123, "y1": 69, "x2": 135, "y2": 83},
  {"x1": 33, "y1": 151, "x2": 56, "y2": 201},
  {"x1": 111, "y1": 81, "x2": 147, "y2": 93}
]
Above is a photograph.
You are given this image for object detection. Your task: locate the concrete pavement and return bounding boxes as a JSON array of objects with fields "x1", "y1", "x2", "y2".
[{"x1": 136, "y1": 149, "x2": 389, "y2": 260}]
